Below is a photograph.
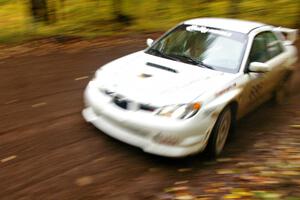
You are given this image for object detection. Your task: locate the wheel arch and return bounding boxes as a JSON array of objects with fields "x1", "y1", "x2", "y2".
[
  {"x1": 227, "y1": 100, "x2": 239, "y2": 134},
  {"x1": 228, "y1": 101, "x2": 238, "y2": 119}
]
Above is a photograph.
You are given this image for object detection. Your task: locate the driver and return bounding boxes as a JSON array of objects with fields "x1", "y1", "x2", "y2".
[{"x1": 184, "y1": 33, "x2": 206, "y2": 59}]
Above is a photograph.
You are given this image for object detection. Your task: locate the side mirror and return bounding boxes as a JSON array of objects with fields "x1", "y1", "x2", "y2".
[
  {"x1": 282, "y1": 40, "x2": 293, "y2": 46},
  {"x1": 248, "y1": 62, "x2": 270, "y2": 73},
  {"x1": 146, "y1": 38, "x2": 154, "y2": 47}
]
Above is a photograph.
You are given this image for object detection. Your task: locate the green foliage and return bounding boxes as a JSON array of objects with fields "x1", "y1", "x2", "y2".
[{"x1": 0, "y1": 0, "x2": 299, "y2": 43}]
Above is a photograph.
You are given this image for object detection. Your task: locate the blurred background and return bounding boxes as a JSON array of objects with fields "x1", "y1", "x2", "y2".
[
  {"x1": 0, "y1": 0, "x2": 299, "y2": 43},
  {"x1": 1, "y1": 1, "x2": 300, "y2": 200}
]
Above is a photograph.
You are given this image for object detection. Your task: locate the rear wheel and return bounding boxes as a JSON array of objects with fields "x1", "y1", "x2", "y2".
[{"x1": 207, "y1": 107, "x2": 232, "y2": 158}]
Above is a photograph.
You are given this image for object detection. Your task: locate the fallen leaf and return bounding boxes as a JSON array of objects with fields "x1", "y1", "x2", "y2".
[
  {"x1": 175, "y1": 194, "x2": 194, "y2": 200},
  {"x1": 249, "y1": 166, "x2": 269, "y2": 172},
  {"x1": 31, "y1": 102, "x2": 47, "y2": 108},
  {"x1": 280, "y1": 170, "x2": 300, "y2": 176},
  {"x1": 5, "y1": 99, "x2": 19, "y2": 104},
  {"x1": 223, "y1": 194, "x2": 241, "y2": 199},
  {"x1": 75, "y1": 176, "x2": 93, "y2": 186},
  {"x1": 217, "y1": 158, "x2": 234, "y2": 162},
  {"x1": 287, "y1": 155, "x2": 300, "y2": 160},
  {"x1": 289, "y1": 125, "x2": 300, "y2": 129},
  {"x1": 208, "y1": 182, "x2": 225, "y2": 187},
  {"x1": 75, "y1": 76, "x2": 89, "y2": 81},
  {"x1": 216, "y1": 169, "x2": 237, "y2": 175},
  {"x1": 1, "y1": 155, "x2": 17, "y2": 163},
  {"x1": 204, "y1": 189, "x2": 221, "y2": 193},
  {"x1": 175, "y1": 180, "x2": 189, "y2": 185},
  {"x1": 236, "y1": 162, "x2": 256, "y2": 167},
  {"x1": 164, "y1": 186, "x2": 189, "y2": 193},
  {"x1": 92, "y1": 157, "x2": 105, "y2": 163},
  {"x1": 254, "y1": 142, "x2": 269, "y2": 148},
  {"x1": 178, "y1": 168, "x2": 192, "y2": 172},
  {"x1": 259, "y1": 170, "x2": 278, "y2": 177},
  {"x1": 235, "y1": 191, "x2": 253, "y2": 197},
  {"x1": 261, "y1": 180, "x2": 281, "y2": 184},
  {"x1": 253, "y1": 191, "x2": 282, "y2": 199}
]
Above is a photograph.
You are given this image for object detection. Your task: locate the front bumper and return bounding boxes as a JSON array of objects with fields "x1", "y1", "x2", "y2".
[{"x1": 82, "y1": 81, "x2": 215, "y2": 157}]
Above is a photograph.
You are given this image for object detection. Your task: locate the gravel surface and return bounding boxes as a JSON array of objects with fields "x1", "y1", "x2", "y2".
[{"x1": 0, "y1": 36, "x2": 300, "y2": 200}]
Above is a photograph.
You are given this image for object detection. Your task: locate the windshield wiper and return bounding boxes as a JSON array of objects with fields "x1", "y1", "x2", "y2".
[
  {"x1": 168, "y1": 54, "x2": 199, "y2": 65},
  {"x1": 167, "y1": 54, "x2": 215, "y2": 70},
  {"x1": 197, "y1": 60, "x2": 215, "y2": 70},
  {"x1": 147, "y1": 49, "x2": 177, "y2": 61}
]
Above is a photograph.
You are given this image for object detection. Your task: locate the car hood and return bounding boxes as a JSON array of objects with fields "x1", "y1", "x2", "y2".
[{"x1": 95, "y1": 51, "x2": 237, "y2": 106}]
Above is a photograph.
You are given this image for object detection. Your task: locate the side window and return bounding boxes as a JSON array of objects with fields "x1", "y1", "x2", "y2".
[
  {"x1": 248, "y1": 31, "x2": 284, "y2": 65},
  {"x1": 264, "y1": 32, "x2": 284, "y2": 59},
  {"x1": 248, "y1": 33, "x2": 269, "y2": 63}
]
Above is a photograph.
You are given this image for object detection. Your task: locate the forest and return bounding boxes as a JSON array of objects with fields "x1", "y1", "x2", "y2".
[{"x1": 0, "y1": 0, "x2": 299, "y2": 43}]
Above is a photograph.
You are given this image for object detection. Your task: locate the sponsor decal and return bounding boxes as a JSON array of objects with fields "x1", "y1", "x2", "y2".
[
  {"x1": 186, "y1": 25, "x2": 232, "y2": 37},
  {"x1": 215, "y1": 83, "x2": 237, "y2": 97}
]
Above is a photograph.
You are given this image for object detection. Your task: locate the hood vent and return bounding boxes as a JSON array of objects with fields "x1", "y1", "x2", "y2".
[{"x1": 146, "y1": 62, "x2": 178, "y2": 73}]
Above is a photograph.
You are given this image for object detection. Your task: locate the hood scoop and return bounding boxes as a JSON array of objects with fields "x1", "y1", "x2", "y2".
[{"x1": 146, "y1": 62, "x2": 178, "y2": 73}]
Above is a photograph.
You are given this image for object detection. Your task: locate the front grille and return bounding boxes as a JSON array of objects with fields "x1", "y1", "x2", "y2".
[
  {"x1": 113, "y1": 96, "x2": 129, "y2": 110},
  {"x1": 140, "y1": 104, "x2": 156, "y2": 112},
  {"x1": 100, "y1": 89, "x2": 157, "y2": 112}
]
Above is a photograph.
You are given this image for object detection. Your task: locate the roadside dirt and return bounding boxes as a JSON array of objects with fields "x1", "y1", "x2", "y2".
[{"x1": 0, "y1": 35, "x2": 299, "y2": 200}]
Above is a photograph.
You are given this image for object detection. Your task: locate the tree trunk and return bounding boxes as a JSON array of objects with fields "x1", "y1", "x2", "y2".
[
  {"x1": 59, "y1": 0, "x2": 66, "y2": 20},
  {"x1": 30, "y1": 0, "x2": 49, "y2": 23},
  {"x1": 228, "y1": 0, "x2": 240, "y2": 18},
  {"x1": 112, "y1": 0, "x2": 122, "y2": 18},
  {"x1": 112, "y1": 0, "x2": 132, "y2": 25}
]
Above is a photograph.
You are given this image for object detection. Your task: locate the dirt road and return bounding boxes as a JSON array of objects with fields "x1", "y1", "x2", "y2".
[{"x1": 0, "y1": 38, "x2": 300, "y2": 200}]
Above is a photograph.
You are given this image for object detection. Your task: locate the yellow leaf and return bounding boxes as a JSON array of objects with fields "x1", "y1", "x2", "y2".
[
  {"x1": 289, "y1": 125, "x2": 300, "y2": 129},
  {"x1": 164, "y1": 186, "x2": 189, "y2": 193},
  {"x1": 235, "y1": 191, "x2": 253, "y2": 197},
  {"x1": 223, "y1": 194, "x2": 241, "y2": 199},
  {"x1": 260, "y1": 170, "x2": 277, "y2": 177},
  {"x1": 281, "y1": 170, "x2": 300, "y2": 176},
  {"x1": 217, "y1": 169, "x2": 236, "y2": 175},
  {"x1": 175, "y1": 194, "x2": 194, "y2": 200},
  {"x1": 75, "y1": 176, "x2": 93, "y2": 186}
]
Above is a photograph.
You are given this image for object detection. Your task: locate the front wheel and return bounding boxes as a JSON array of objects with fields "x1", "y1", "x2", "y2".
[{"x1": 207, "y1": 107, "x2": 232, "y2": 158}]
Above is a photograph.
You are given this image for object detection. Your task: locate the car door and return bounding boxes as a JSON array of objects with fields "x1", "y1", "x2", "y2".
[
  {"x1": 239, "y1": 31, "x2": 287, "y2": 115},
  {"x1": 262, "y1": 31, "x2": 289, "y2": 93}
]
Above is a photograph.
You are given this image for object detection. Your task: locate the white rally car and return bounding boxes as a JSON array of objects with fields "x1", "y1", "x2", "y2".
[{"x1": 82, "y1": 18, "x2": 298, "y2": 157}]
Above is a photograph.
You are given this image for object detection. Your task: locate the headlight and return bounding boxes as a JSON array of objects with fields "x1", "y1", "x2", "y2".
[{"x1": 155, "y1": 102, "x2": 201, "y2": 119}]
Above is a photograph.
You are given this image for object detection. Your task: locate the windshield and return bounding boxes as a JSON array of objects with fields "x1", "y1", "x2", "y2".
[{"x1": 146, "y1": 24, "x2": 248, "y2": 73}]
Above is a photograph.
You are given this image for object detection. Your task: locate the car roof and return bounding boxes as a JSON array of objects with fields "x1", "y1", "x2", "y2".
[{"x1": 184, "y1": 18, "x2": 267, "y2": 34}]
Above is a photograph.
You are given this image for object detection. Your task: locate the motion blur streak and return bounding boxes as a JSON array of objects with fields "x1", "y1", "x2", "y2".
[{"x1": 1, "y1": 0, "x2": 300, "y2": 199}]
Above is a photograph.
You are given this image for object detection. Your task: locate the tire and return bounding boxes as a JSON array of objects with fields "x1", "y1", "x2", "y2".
[{"x1": 207, "y1": 106, "x2": 232, "y2": 158}]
